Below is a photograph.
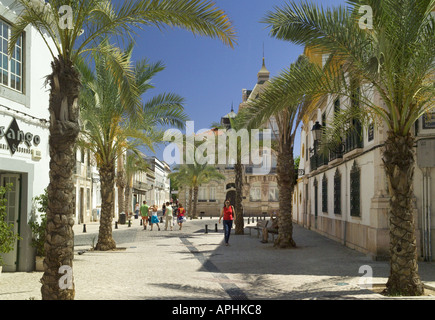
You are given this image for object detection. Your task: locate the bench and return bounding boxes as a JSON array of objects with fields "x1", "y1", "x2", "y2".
[
  {"x1": 245, "y1": 219, "x2": 278, "y2": 242},
  {"x1": 246, "y1": 220, "x2": 268, "y2": 238}
]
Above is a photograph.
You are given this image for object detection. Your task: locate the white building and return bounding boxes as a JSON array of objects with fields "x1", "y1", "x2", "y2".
[
  {"x1": 146, "y1": 156, "x2": 171, "y2": 208},
  {"x1": 294, "y1": 48, "x2": 435, "y2": 261},
  {"x1": 0, "y1": 1, "x2": 54, "y2": 272}
]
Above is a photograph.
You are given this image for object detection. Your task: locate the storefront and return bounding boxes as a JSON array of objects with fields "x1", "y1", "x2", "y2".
[{"x1": 0, "y1": 113, "x2": 49, "y2": 272}]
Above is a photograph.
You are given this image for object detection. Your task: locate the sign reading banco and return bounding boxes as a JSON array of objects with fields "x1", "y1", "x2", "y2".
[{"x1": 0, "y1": 117, "x2": 41, "y2": 155}]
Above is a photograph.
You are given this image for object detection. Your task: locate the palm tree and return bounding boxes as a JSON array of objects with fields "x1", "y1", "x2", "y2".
[
  {"x1": 79, "y1": 47, "x2": 188, "y2": 251},
  {"x1": 262, "y1": 0, "x2": 435, "y2": 295},
  {"x1": 10, "y1": 0, "x2": 235, "y2": 300},
  {"x1": 210, "y1": 115, "x2": 252, "y2": 235},
  {"x1": 170, "y1": 164, "x2": 225, "y2": 218},
  {"x1": 241, "y1": 56, "x2": 316, "y2": 248}
]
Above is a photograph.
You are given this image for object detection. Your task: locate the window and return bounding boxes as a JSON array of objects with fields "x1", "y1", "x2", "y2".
[
  {"x1": 209, "y1": 187, "x2": 216, "y2": 201},
  {"x1": 198, "y1": 187, "x2": 207, "y2": 201},
  {"x1": 250, "y1": 184, "x2": 261, "y2": 202},
  {"x1": 334, "y1": 169, "x2": 341, "y2": 215},
  {"x1": 0, "y1": 20, "x2": 23, "y2": 92},
  {"x1": 334, "y1": 98, "x2": 340, "y2": 115},
  {"x1": 368, "y1": 123, "x2": 374, "y2": 141},
  {"x1": 86, "y1": 188, "x2": 91, "y2": 209},
  {"x1": 350, "y1": 162, "x2": 361, "y2": 217},
  {"x1": 269, "y1": 184, "x2": 279, "y2": 202},
  {"x1": 422, "y1": 111, "x2": 435, "y2": 129},
  {"x1": 322, "y1": 174, "x2": 328, "y2": 213}
]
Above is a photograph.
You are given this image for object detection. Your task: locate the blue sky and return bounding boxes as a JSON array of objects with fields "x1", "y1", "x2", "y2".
[{"x1": 130, "y1": 0, "x2": 346, "y2": 160}]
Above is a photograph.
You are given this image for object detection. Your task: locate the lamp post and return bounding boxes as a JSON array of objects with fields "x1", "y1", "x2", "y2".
[{"x1": 309, "y1": 121, "x2": 323, "y2": 171}]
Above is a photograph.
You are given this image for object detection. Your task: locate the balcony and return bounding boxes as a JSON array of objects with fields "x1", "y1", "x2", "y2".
[{"x1": 310, "y1": 153, "x2": 328, "y2": 171}]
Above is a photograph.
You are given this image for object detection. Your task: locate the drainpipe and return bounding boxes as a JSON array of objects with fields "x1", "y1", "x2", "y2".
[
  {"x1": 421, "y1": 167, "x2": 432, "y2": 262},
  {"x1": 427, "y1": 168, "x2": 432, "y2": 262},
  {"x1": 422, "y1": 167, "x2": 428, "y2": 261}
]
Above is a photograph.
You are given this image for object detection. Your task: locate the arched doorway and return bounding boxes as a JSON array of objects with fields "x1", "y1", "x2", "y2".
[{"x1": 225, "y1": 190, "x2": 236, "y2": 207}]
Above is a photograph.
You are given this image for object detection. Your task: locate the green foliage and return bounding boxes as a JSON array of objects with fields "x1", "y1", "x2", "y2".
[
  {"x1": 28, "y1": 189, "x2": 48, "y2": 257},
  {"x1": 0, "y1": 184, "x2": 22, "y2": 266}
]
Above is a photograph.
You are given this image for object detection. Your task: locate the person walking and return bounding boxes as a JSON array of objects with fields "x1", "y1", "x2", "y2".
[
  {"x1": 219, "y1": 200, "x2": 235, "y2": 246},
  {"x1": 164, "y1": 202, "x2": 174, "y2": 231},
  {"x1": 140, "y1": 201, "x2": 150, "y2": 230},
  {"x1": 150, "y1": 204, "x2": 161, "y2": 231},
  {"x1": 177, "y1": 203, "x2": 186, "y2": 230},
  {"x1": 134, "y1": 202, "x2": 140, "y2": 219}
]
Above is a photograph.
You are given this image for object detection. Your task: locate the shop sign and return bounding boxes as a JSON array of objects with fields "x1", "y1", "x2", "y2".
[{"x1": 0, "y1": 117, "x2": 41, "y2": 155}]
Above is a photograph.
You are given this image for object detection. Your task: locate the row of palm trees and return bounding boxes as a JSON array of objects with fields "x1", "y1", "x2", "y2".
[
  {"x1": 9, "y1": 0, "x2": 237, "y2": 300},
  {"x1": 236, "y1": 0, "x2": 434, "y2": 297}
]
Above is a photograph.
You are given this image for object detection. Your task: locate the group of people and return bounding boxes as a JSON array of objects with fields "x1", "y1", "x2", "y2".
[
  {"x1": 133, "y1": 199, "x2": 278, "y2": 246},
  {"x1": 134, "y1": 201, "x2": 186, "y2": 231}
]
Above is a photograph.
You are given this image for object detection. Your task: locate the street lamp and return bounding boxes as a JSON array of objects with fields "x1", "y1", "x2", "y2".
[{"x1": 312, "y1": 121, "x2": 322, "y2": 143}]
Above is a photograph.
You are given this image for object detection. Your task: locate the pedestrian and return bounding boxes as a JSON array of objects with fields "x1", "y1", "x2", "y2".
[
  {"x1": 150, "y1": 204, "x2": 161, "y2": 231},
  {"x1": 164, "y1": 201, "x2": 173, "y2": 231},
  {"x1": 219, "y1": 199, "x2": 235, "y2": 246},
  {"x1": 140, "y1": 201, "x2": 150, "y2": 230},
  {"x1": 177, "y1": 203, "x2": 186, "y2": 230},
  {"x1": 134, "y1": 202, "x2": 140, "y2": 219}
]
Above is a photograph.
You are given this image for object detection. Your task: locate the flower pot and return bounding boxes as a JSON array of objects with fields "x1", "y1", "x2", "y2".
[{"x1": 35, "y1": 256, "x2": 44, "y2": 272}]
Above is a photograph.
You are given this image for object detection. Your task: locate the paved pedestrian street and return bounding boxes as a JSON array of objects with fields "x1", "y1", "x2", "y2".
[{"x1": 1, "y1": 218, "x2": 434, "y2": 302}]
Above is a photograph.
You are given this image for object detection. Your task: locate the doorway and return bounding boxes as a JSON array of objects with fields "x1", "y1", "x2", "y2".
[{"x1": 1, "y1": 174, "x2": 21, "y2": 272}]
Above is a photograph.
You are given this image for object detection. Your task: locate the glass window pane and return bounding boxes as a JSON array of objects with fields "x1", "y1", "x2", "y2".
[{"x1": 3, "y1": 55, "x2": 7, "y2": 70}]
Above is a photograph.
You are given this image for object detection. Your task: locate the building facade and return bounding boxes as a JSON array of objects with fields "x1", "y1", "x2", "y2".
[
  {"x1": 294, "y1": 48, "x2": 435, "y2": 261},
  {"x1": 0, "y1": 1, "x2": 54, "y2": 272}
]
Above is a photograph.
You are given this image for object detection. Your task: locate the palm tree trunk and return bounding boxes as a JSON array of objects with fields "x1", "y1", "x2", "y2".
[
  {"x1": 187, "y1": 187, "x2": 193, "y2": 217},
  {"x1": 125, "y1": 184, "x2": 132, "y2": 216},
  {"x1": 95, "y1": 162, "x2": 117, "y2": 251},
  {"x1": 116, "y1": 156, "x2": 126, "y2": 222},
  {"x1": 192, "y1": 186, "x2": 199, "y2": 219},
  {"x1": 274, "y1": 145, "x2": 296, "y2": 248},
  {"x1": 41, "y1": 56, "x2": 80, "y2": 300},
  {"x1": 234, "y1": 162, "x2": 244, "y2": 235},
  {"x1": 383, "y1": 132, "x2": 424, "y2": 296}
]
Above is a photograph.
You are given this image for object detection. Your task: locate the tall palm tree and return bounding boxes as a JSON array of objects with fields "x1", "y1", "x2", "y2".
[
  {"x1": 262, "y1": 0, "x2": 435, "y2": 296},
  {"x1": 241, "y1": 56, "x2": 317, "y2": 248},
  {"x1": 79, "y1": 47, "x2": 188, "y2": 251},
  {"x1": 10, "y1": 0, "x2": 235, "y2": 300},
  {"x1": 210, "y1": 115, "x2": 253, "y2": 235}
]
